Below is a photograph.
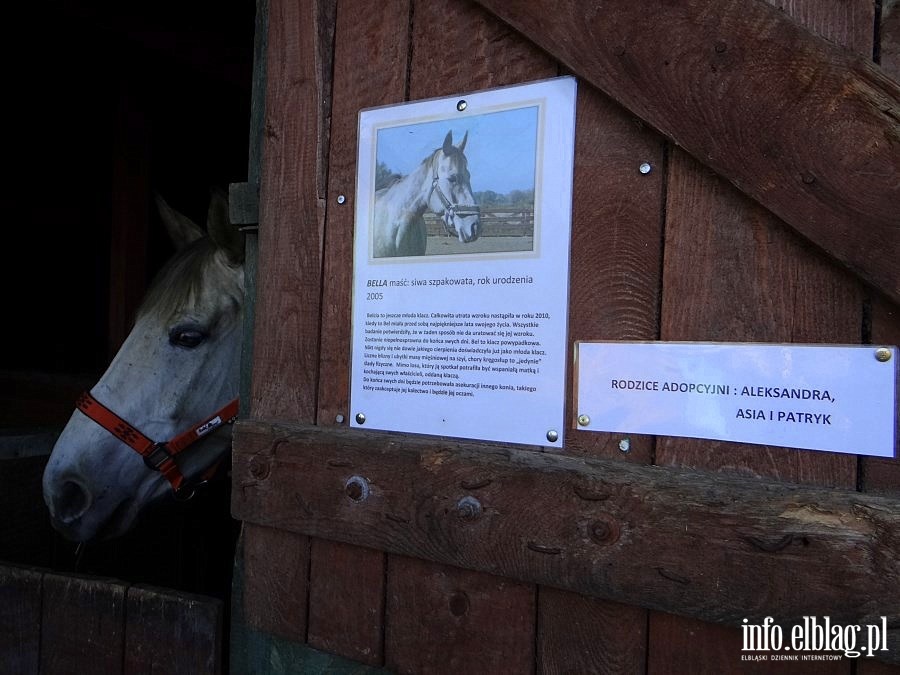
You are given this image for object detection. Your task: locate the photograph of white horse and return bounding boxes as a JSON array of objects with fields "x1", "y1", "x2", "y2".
[
  {"x1": 373, "y1": 130, "x2": 481, "y2": 258},
  {"x1": 43, "y1": 192, "x2": 244, "y2": 542}
]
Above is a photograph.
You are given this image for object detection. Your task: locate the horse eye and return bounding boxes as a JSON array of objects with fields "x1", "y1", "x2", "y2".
[{"x1": 169, "y1": 327, "x2": 207, "y2": 348}]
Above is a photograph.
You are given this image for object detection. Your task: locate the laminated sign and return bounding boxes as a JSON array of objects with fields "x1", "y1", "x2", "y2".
[
  {"x1": 349, "y1": 77, "x2": 577, "y2": 447},
  {"x1": 576, "y1": 342, "x2": 898, "y2": 457}
]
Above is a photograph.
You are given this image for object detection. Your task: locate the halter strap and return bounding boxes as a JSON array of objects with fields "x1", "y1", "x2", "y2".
[
  {"x1": 429, "y1": 174, "x2": 480, "y2": 236},
  {"x1": 75, "y1": 391, "x2": 239, "y2": 494}
]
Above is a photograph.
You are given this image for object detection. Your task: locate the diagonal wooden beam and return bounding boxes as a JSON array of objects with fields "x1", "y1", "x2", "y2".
[{"x1": 470, "y1": 0, "x2": 900, "y2": 304}]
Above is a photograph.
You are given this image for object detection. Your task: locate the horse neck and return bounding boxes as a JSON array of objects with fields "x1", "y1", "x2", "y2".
[{"x1": 391, "y1": 155, "x2": 435, "y2": 215}]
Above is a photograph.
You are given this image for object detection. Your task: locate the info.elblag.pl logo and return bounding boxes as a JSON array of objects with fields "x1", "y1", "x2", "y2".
[{"x1": 741, "y1": 616, "x2": 890, "y2": 661}]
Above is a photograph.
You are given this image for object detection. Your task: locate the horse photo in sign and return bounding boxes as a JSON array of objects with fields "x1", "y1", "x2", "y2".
[
  {"x1": 369, "y1": 105, "x2": 539, "y2": 259},
  {"x1": 43, "y1": 192, "x2": 244, "y2": 542}
]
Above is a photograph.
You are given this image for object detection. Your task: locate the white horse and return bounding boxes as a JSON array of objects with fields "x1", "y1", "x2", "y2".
[
  {"x1": 43, "y1": 192, "x2": 244, "y2": 542},
  {"x1": 373, "y1": 130, "x2": 481, "y2": 257}
]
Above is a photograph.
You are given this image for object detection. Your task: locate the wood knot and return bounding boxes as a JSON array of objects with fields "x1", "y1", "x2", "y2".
[
  {"x1": 588, "y1": 515, "x2": 620, "y2": 546},
  {"x1": 248, "y1": 457, "x2": 270, "y2": 480},
  {"x1": 714, "y1": 40, "x2": 728, "y2": 53},
  {"x1": 448, "y1": 591, "x2": 469, "y2": 617}
]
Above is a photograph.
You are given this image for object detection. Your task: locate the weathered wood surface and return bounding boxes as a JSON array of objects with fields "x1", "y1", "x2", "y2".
[
  {"x1": 385, "y1": 555, "x2": 535, "y2": 674},
  {"x1": 651, "y1": 0, "x2": 886, "y2": 669},
  {"x1": 471, "y1": 0, "x2": 900, "y2": 304},
  {"x1": 232, "y1": 420, "x2": 900, "y2": 647},
  {"x1": 0, "y1": 566, "x2": 41, "y2": 675},
  {"x1": 0, "y1": 565, "x2": 224, "y2": 674},
  {"x1": 251, "y1": 0, "x2": 324, "y2": 421},
  {"x1": 242, "y1": 0, "x2": 323, "y2": 646},
  {"x1": 40, "y1": 572, "x2": 128, "y2": 673},
  {"x1": 124, "y1": 585, "x2": 223, "y2": 675},
  {"x1": 242, "y1": 523, "x2": 310, "y2": 643}
]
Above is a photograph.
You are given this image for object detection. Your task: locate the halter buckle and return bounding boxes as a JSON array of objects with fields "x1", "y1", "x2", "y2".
[{"x1": 143, "y1": 442, "x2": 174, "y2": 471}]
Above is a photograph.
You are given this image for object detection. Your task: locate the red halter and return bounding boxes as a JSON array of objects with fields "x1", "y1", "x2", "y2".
[{"x1": 75, "y1": 391, "x2": 239, "y2": 494}]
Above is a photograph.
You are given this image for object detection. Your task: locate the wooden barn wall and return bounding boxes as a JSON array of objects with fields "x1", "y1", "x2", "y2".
[{"x1": 235, "y1": 0, "x2": 900, "y2": 673}]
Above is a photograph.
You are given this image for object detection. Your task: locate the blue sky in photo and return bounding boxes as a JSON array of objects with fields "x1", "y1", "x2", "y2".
[{"x1": 376, "y1": 105, "x2": 538, "y2": 195}]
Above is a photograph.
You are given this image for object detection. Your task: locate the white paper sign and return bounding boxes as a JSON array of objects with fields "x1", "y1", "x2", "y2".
[
  {"x1": 349, "y1": 77, "x2": 577, "y2": 447},
  {"x1": 576, "y1": 342, "x2": 898, "y2": 457}
]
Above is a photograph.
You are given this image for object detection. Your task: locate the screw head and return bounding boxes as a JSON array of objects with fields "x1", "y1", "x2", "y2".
[
  {"x1": 456, "y1": 99, "x2": 467, "y2": 112},
  {"x1": 577, "y1": 414, "x2": 590, "y2": 427},
  {"x1": 335, "y1": 413, "x2": 345, "y2": 424},
  {"x1": 456, "y1": 496, "x2": 483, "y2": 521},
  {"x1": 618, "y1": 438, "x2": 631, "y2": 453},
  {"x1": 337, "y1": 194, "x2": 346, "y2": 204},
  {"x1": 875, "y1": 347, "x2": 892, "y2": 362},
  {"x1": 546, "y1": 429, "x2": 559, "y2": 443},
  {"x1": 345, "y1": 475, "x2": 370, "y2": 502},
  {"x1": 639, "y1": 162, "x2": 652, "y2": 175},
  {"x1": 355, "y1": 412, "x2": 366, "y2": 425}
]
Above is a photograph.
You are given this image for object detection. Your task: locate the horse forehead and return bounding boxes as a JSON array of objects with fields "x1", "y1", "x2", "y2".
[
  {"x1": 143, "y1": 256, "x2": 243, "y2": 326},
  {"x1": 436, "y1": 150, "x2": 467, "y2": 173}
]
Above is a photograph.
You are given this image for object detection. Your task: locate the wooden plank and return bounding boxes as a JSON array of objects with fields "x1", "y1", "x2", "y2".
[
  {"x1": 374, "y1": 3, "x2": 559, "y2": 672},
  {"x1": 385, "y1": 555, "x2": 535, "y2": 674},
  {"x1": 549, "y1": 57, "x2": 666, "y2": 675},
  {"x1": 0, "y1": 565, "x2": 42, "y2": 675},
  {"x1": 311, "y1": 0, "x2": 412, "y2": 664},
  {"x1": 470, "y1": 0, "x2": 900, "y2": 304},
  {"x1": 656, "y1": 148, "x2": 861, "y2": 486},
  {"x1": 231, "y1": 420, "x2": 900, "y2": 641},
  {"x1": 863, "y1": 296, "x2": 900, "y2": 495},
  {"x1": 251, "y1": 0, "x2": 324, "y2": 421},
  {"x1": 40, "y1": 572, "x2": 127, "y2": 673},
  {"x1": 862, "y1": 0, "x2": 900, "y2": 498},
  {"x1": 884, "y1": 0, "x2": 900, "y2": 75},
  {"x1": 307, "y1": 541, "x2": 385, "y2": 665},
  {"x1": 124, "y1": 585, "x2": 223, "y2": 675},
  {"x1": 650, "y1": 1, "x2": 873, "y2": 670},
  {"x1": 317, "y1": 0, "x2": 411, "y2": 439},
  {"x1": 538, "y1": 588, "x2": 646, "y2": 674},
  {"x1": 858, "y1": 659, "x2": 900, "y2": 675},
  {"x1": 648, "y1": 612, "x2": 848, "y2": 675},
  {"x1": 565, "y1": 79, "x2": 665, "y2": 464},
  {"x1": 241, "y1": 523, "x2": 310, "y2": 644},
  {"x1": 244, "y1": 0, "x2": 321, "y2": 649}
]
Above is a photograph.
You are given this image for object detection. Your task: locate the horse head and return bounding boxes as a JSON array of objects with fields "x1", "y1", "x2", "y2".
[
  {"x1": 428, "y1": 130, "x2": 481, "y2": 244},
  {"x1": 43, "y1": 191, "x2": 244, "y2": 542}
]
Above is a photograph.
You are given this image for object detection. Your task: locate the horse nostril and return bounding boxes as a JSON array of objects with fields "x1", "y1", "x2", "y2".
[{"x1": 55, "y1": 480, "x2": 93, "y2": 524}]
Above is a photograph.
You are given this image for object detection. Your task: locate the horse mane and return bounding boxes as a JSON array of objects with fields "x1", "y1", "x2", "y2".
[
  {"x1": 375, "y1": 171, "x2": 404, "y2": 191},
  {"x1": 137, "y1": 237, "x2": 242, "y2": 322}
]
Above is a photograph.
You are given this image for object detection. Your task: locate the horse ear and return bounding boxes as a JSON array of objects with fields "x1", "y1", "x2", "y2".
[
  {"x1": 155, "y1": 193, "x2": 204, "y2": 250},
  {"x1": 457, "y1": 130, "x2": 468, "y2": 153},
  {"x1": 206, "y1": 187, "x2": 244, "y2": 265},
  {"x1": 442, "y1": 130, "x2": 454, "y2": 155}
]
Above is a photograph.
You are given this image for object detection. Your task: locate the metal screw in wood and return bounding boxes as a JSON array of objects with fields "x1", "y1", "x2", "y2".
[{"x1": 345, "y1": 475, "x2": 370, "y2": 502}]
